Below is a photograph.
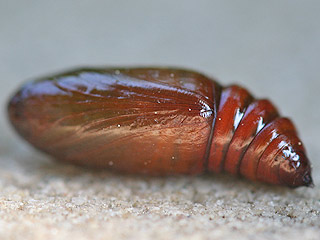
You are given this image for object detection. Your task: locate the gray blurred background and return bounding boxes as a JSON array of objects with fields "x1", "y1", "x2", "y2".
[{"x1": 1, "y1": 1, "x2": 320, "y2": 240}]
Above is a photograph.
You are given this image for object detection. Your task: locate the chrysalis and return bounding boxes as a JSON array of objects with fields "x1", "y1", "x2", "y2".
[{"x1": 8, "y1": 67, "x2": 313, "y2": 188}]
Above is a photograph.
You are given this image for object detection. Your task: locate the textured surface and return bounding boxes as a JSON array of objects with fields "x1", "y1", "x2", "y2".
[{"x1": 1, "y1": 1, "x2": 320, "y2": 240}]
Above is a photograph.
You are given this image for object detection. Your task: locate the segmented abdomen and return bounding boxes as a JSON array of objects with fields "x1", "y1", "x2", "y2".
[{"x1": 206, "y1": 84, "x2": 310, "y2": 187}]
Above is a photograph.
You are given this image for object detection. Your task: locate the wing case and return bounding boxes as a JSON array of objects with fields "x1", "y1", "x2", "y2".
[{"x1": 8, "y1": 68, "x2": 219, "y2": 175}]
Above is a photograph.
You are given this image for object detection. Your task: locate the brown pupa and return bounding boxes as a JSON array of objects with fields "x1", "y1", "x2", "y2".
[{"x1": 8, "y1": 67, "x2": 313, "y2": 188}]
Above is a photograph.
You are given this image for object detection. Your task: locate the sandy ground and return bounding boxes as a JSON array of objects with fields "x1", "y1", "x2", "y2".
[{"x1": 1, "y1": 1, "x2": 320, "y2": 239}]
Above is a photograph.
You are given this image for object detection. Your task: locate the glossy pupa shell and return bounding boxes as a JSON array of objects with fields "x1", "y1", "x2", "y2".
[{"x1": 8, "y1": 67, "x2": 313, "y2": 188}]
